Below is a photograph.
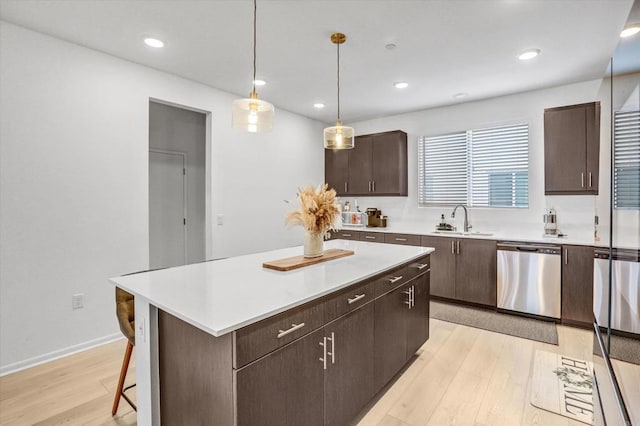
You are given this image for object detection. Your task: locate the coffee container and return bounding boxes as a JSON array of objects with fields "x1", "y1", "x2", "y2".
[{"x1": 543, "y1": 208, "x2": 558, "y2": 235}]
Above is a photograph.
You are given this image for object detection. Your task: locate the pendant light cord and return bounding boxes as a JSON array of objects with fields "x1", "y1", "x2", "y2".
[
  {"x1": 252, "y1": 0, "x2": 257, "y2": 95},
  {"x1": 336, "y1": 40, "x2": 341, "y2": 121}
]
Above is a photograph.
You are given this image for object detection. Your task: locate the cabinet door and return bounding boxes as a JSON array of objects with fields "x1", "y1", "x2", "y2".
[
  {"x1": 562, "y1": 245, "x2": 594, "y2": 325},
  {"x1": 348, "y1": 135, "x2": 373, "y2": 195},
  {"x1": 421, "y1": 236, "x2": 456, "y2": 299},
  {"x1": 406, "y1": 273, "x2": 430, "y2": 358},
  {"x1": 544, "y1": 105, "x2": 588, "y2": 194},
  {"x1": 325, "y1": 148, "x2": 349, "y2": 196},
  {"x1": 374, "y1": 283, "x2": 410, "y2": 392},
  {"x1": 236, "y1": 328, "x2": 324, "y2": 426},
  {"x1": 324, "y1": 304, "x2": 374, "y2": 426},
  {"x1": 371, "y1": 131, "x2": 408, "y2": 196},
  {"x1": 456, "y1": 239, "x2": 497, "y2": 306}
]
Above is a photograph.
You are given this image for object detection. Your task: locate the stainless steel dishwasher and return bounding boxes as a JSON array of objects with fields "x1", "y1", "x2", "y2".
[
  {"x1": 593, "y1": 248, "x2": 640, "y2": 334},
  {"x1": 497, "y1": 242, "x2": 562, "y2": 318}
]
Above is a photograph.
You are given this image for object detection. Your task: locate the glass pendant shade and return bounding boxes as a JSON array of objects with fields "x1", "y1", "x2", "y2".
[
  {"x1": 323, "y1": 120, "x2": 354, "y2": 149},
  {"x1": 232, "y1": 94, "x2": 274, "y2": 133}
]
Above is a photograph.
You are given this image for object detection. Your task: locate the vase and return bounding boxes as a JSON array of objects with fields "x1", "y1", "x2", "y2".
[{"x1": 303, "y1": 232, "x2": 324, "y2": 258}]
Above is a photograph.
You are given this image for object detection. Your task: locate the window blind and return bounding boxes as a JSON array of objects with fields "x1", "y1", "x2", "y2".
[
  {"x1": 418, "y1": 123, "x2": 529, "y2": 208},
  {"x1": 469, "y1": 124, "x2": 529, "y2": 208},
  {"x1": 614, "y1": 110, "x2": 640, "y2": 209},
  {"x1": 418, "y1": 131, "x2": 468, "y2": 205}
]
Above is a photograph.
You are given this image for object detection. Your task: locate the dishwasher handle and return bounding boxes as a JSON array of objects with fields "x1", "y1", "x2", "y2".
[{"x1": 497, "y1": 242, "x2": 561, "y2": 254}]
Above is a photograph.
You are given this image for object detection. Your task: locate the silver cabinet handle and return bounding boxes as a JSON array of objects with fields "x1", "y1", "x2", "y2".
[
  {"x1": 342, "y1": 233, "x2": 352, "y2": 237},
  {"x1": 581, "y1": 172, "x2": 585, "y2": 188},
  {"x1": 365, "y1": 235, "x2": 376, "y2": 240},
  {"x1": 456, "y1": 240, "x2": 460, "y2": 254},
  {"x1": 411, "y1": 263, "x2": 429, "y2": 270},
  {"x1": 277, "y1": 322, "x2": 305, "y2": 338},
  {"x1": 564, "y1": 249, "x2": 568, "y2": 265},
  {"x1": 319, "y1": 336, "x2": 327, "y2": 370},
  {"x1": 368, "y1": 181, "x2": 372, "y2": 192},
  {"x1": 411, "y1": 286, "x2": 415, "y2": 308},
  {"x1": 589, "y1": 172, "x2": 593, "y2": 188},
  {"x1": 395, "y1": 238, "x2": 407, "y2": 242},
  {"x1": 327, "y1": 332, "x2": 335, "y2": 364},
  {"x1": 372, "y1": 181, "x2": 376, "y2": 192},
  {"x1": 451, "y1": 240, "x2": 455, "y2": 254},
  {"x1": 347, "y1": 293, "x2": 366, "y2": 304},
  {"x1": 387, "y1": 275, "x2": 404, "y2": 283},
  {"x1": 344, "y1": 182, "x2": 348, "y2": 193}
]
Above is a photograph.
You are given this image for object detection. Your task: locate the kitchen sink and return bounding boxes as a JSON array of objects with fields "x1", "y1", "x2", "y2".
[{"x1": 433, "y1": 230, "x2": 494, "y2": 237}]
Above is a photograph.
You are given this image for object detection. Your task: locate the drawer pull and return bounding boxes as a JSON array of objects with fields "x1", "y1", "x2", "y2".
[
  {"x1": 347, "y1": 293, "x2": 366, "y2": 304},
  {"x1": 387, "y1": 275, "x2": 404, "y2": 284},
  {"x1": 342, "y1": 233, "x2": 352, "y2": 237},
  {"x1": 395, "y1": 238, "x2": 407, "y2": 242},
  {"x1": 411, "y1": 263, "x2": 429, "y2": 270},
  {"x1": 277, "y1": 322, "x2": 305, "y2": 338},
  {"x1": 365, "y1": 236, "x2": 376, "y2": 240}
]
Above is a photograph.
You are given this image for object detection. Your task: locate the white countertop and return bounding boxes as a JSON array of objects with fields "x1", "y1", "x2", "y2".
[
  {"x1": 342, "y1": 222, "x2": 639, "y2": 249},
  {"x1": 110, "y1": 240, "x2": 433, "y2": 337}
]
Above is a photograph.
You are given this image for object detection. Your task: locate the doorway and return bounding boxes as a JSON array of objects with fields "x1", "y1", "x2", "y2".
[{"x1": 149, "y1": 101, "x2": 207, "y2": 269}]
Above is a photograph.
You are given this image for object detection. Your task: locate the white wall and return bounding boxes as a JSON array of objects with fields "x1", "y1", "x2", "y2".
[
  {"x1": 0, "y1": 22, "x2": 324, "y2": 373},
  {"x1": 347, "y1": 79, "x2": 624, "y2": 241}
]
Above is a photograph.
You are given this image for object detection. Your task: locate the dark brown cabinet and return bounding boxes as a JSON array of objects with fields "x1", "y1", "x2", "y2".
[
  {"x1": 421, "y1": 236, "x2": 456, "y2": 299},
  {"x1": 374, "y1": 270, "x2": 430, "y2": 392},
  {"x1": 324, "y1": 130, "x2": 408, "y2": 196},
  {"x1": 236, "y1": 327, "x2": 325, "y2": 426},
  {"x1": 561, "y1": 244, "x2": 594, "y2": 326},
  {"x1": 324, "y1": 304, "x2": 374, "y2": 426},
  {"x1": 421, "y1": 236, "x2": 496, "y2": 307},
  {"x1": 544, "y1": 102, "x2": 600, "y2": 195}
]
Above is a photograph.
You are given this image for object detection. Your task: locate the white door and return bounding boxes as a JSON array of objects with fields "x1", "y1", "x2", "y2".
[{"x1": 149, "y1": 150, "x2": 186, "y2": 269}]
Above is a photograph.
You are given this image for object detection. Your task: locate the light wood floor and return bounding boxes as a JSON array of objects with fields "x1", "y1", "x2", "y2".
[{"x1": 0, "y1": 319, "x2": 636, "y2": 425}]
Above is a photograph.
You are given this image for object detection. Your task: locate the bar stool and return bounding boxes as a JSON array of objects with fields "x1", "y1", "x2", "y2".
[{"x1": 112, "y1": 287, "x2": 137, "y2": 415}]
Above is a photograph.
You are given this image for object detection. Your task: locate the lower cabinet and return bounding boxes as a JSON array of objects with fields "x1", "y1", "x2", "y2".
[
  {"x1": 421, "y1": 236, "x2": 456, "y2": 299},
  {"x1": 236, "y1": 304, "x2": 375, "y2": 426},
  {"x1": 236, "y1": 327, "x2": 325, "y2": 426},
  {"x1": 374, "y1": 273, "x2": 430, "y2": 392},
  {"x1": 561, "y1": 244, "x2": 594, "y2": 325}
]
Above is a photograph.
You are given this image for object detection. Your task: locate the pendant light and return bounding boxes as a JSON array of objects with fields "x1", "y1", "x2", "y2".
[
  {"x1": 232, "y1": 0, "x2": 274, "y2": 133},
  {"x1": 324, "y1": 33, "x2": 354, "y2": 149}
]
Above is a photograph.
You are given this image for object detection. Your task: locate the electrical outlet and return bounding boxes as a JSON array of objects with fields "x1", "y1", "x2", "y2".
[
  {"x1": 72, "y1": 293, "x2": 84, "y2": 309},
  {"x1": 217, "y1": 214, "x2": 224, "y2": 225}
]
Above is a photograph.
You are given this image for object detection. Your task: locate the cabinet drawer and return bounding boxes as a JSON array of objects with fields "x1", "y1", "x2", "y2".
[
  {"x1": 361, "y1": 232, "x2": 384, "y2": 243},
  {"x1": 324, "y1": 280, "x2": 375, "y2": 323},
  {"x1": 334, "y1": 230, "x2": 361, "y2": 240},
  {"x1": 234, "y1": 300, "x2": 324, "y2": 368},
  {"x1": 374, "y1": 266, "x2": 409, "y2": 297},
  {"x1": 405, "y1": 255, "x2": 430, "y2": 281},
  {"x1": 384, "y1": 233, "x2": 421, "y2": 246}
]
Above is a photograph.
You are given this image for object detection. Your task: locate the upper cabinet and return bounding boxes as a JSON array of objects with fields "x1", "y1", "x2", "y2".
[
  {"x1": 544, "y1": 102, "x2": 601, "y2": 195},
  {"x1": 325, "y1": 130, "x2": 408, "y2": 196}
]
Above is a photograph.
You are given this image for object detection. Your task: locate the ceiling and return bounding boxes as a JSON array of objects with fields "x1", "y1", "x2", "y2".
[{"x1": 0, "y1": 0, "x2": 635, "y2": 124}]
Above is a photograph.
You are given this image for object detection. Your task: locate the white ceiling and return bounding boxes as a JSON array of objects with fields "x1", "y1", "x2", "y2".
[{"x1": 0, "y1": 0, "x2": 635, "y2": 124}]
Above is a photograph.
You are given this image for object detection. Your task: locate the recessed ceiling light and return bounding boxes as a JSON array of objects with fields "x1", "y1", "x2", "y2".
[
  {"x1": 454, "y1": 92, "x2": 468, "y2": 99},
  {"x1": 385, "y1": 43, "x2": 397, "y2": 50},
  {"x1": 144, "y1": 38, "x2": 164, "y2": 48},
  {"x1": 620, "y1": 24, "x2": 640, "y2": 38},
  {"x1": 394, "y1": 82, "x2": 409, "y2": 89},
  {"x1": 518, "y1": 49, "x2": 540, "y2": 60},
  {"x1": 313, "y1": 103, "x2": 325, "y2": 109},
  {"x1": 253, "y1": 79, "x2": 266, "y2": 86}
]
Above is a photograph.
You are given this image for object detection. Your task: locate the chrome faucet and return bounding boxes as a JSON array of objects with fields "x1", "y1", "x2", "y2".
[{"x1": 451, "y1": 204, "x2": 472, "y2": 232}]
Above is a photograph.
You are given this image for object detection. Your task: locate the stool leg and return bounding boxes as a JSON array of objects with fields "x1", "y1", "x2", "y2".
[{"x1": 112, "y1": 341, "x2": 134, "y2": 415}]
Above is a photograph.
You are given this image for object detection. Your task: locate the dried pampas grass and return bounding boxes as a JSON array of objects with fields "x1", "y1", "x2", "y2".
[{"x1": 286, "y1": 184, "x2": 341, "y2": 237}]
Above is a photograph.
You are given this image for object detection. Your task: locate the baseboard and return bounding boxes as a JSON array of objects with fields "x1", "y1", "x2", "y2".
[{"x1": 0, "y1": 333, "x2": 124, "y2": 377}]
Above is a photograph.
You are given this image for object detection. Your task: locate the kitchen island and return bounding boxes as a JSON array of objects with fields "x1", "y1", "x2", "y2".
[{"x1": 110, "y1": 239, "x2": 433, "y2": 425}]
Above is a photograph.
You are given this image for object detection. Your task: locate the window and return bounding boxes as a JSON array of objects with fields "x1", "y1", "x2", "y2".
[
  {"x1": 614, "y1": 110, "x2": 640, "y2": 209},
  {"x1": 418, "y1": 123, "x2": 529, "y2": 208}
]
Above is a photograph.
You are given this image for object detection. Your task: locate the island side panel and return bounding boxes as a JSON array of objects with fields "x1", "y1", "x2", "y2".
[
  {"x1": 134, "y1": 297, "x2": 160, "y2": 425},
  {"x1": 158, "y1": 310, "x2": 234, "y2": 425}
]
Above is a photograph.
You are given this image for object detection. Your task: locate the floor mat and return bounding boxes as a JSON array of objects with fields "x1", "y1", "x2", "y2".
[
  {"x1": 531, "y1": 350, "x2": 594, "y2": 425},
  {"x1": 430, "y1": 301, "x2": 558, "y2": 344}
]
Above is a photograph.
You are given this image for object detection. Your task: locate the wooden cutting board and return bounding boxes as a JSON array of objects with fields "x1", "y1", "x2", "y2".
[{"x1": 263, "y1": 249, "x2": 354, "y2": 271}]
